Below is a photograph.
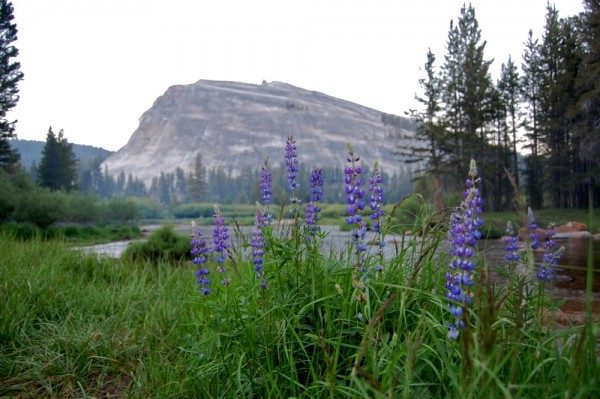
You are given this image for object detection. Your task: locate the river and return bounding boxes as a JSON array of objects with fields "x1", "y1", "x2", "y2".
[{"x1": 78, "y1": 224, "x2": 599, "y2": 322}]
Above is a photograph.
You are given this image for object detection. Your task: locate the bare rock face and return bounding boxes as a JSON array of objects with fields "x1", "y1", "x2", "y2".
[{"x1": 102, "y1": 80, "x2": 416, "y2": 185}]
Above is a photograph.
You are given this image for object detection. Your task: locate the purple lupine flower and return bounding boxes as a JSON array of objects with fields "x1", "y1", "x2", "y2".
[
  {"x1": 191, "y1": 221, "x2": 212, "y2": 295},
  {"x1": 285, "y1": 136, "x2": 301, "y2": 218},
  {"x1": 260, "y1": 157, "x2": 273, "y2": 226},
  {"x1": 445, "y1": 159, "x2": 483, "y2": 340},
  {"x1": 212, "y1": 205, "x2": 230, "y2": 284},
  {"x1": 285, "y1": 136, "x2": 299, "y2": 191},
  {"x1": 305, "y1": 167, "x2": 324, "y2": 234},
  {"x1": 504, "y1": 221, "x2": 520, "y2": 262},
  {"x1": 251, "y1": 207, "x2": 267, "y2": 287},
  {"x1": 345, "y1": 144, "x2": 368, "y2": 302},
  {"x1": 527, "y1": 208, "x2": 539, "y2": 250},
  {"x1": 368, "y1": 161, "x2": 385, "y2": 274},
  {"x1": 536, "y1": 223, "x2": 564, "y2": 281},
  {"x1": 305, "y1": 201, "x2": 316, "y2": 229},
  {"x1": 310, "y1": 167, "x2": 324, "y2": 202}
]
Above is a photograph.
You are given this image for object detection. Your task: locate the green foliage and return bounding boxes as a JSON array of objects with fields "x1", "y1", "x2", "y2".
[
  {"x1": 14, "y1": 187, "x2": 67, "y2": 228},
  {"x1": 1, "y1": 204, "x2": 599, "y2": 396},
  {"x1": 127, "y1": 196, "x2": 163, "y2": 219},
  {"x1": 104, "y1": 197, "x2": 138, "y2": 223},
  {"x1": 0, "y1": 0, "x2": 24, "y2": 173},
  {"x1": 36, "y1": 127, "x2": 79, "y2": 192},
  {"x1": 0, "y1": 235, "x2": 195, "y2": 397},
  {"x1": 121, "y1": 225, "x2": 190, "y2": 265}
]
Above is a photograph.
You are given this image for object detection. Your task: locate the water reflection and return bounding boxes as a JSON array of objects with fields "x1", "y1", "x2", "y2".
[{"x1": 480, "y1": 237, "x2": 600, "y2": 316}]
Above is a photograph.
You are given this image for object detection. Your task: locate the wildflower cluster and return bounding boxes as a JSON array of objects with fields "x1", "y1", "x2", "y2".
[
  {"x1": 285, "y1": 136, "x2": 301, "y2": 217},
  {"x1": 260, "y1": 157, "x2": 273, "y2": 226},
  {"x1": 191, "y1": 221, "x2": 211, "y2": 295},
  {"x1": 345, "y1": 144, "x2": 368, "y2": 302},
  {"x1": 368, "y1": 161, "x2": 385, "y2": 274},
  {"x1": 212, "y1": 205, "x2": 231, "y2": 285},
  {"x1": 504, "y1": 221, "x2": 520, "y2": 262},
  {"x1": 251, "y1": 207, "x2": 268, "y2": 288},
  {"x1": 536, "y1": 222, "x2": 564, "y2": 281},
  {"x1": 305, "y1": 167, "x2": 324, "y2": 233},
  {"x1": 528, "y1": 208, "x2": 539, "y2": 250},
  {"x1": 445, "y1": 159, "x2": 483, "y2": 340}
]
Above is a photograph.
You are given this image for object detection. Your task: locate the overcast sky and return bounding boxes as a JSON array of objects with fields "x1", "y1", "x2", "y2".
[{"x1": 9, "y1": 0, "x2": 584, "y2": 151}]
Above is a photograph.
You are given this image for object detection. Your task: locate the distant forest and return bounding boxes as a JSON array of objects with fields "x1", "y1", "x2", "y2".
[{"x1": 10, "y1": 138, "x2": 415, "y2": 207}]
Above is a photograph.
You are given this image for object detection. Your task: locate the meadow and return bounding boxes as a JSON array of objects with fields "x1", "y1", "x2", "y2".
[{"x1": 1, "y1": 141, "x2": 599, "y2": 398}]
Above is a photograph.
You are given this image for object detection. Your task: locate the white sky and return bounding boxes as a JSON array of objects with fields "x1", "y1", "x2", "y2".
[{"x1": 9, "y1": 0, "x2": 584, "y2": 151}]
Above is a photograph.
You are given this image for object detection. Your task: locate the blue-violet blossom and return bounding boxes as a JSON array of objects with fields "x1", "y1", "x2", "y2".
[
  {"x1": 536, "y1": 222, "x2": 564, "y2": 281},
  {"x1": 445, "y1": 159, "x2": 483, "y2": 340},
  {"x1": 305, "y1": 167, "x2": 324, "y2": 233},
  {"x1": 345, "y1": 144, "x2": 368, "y2": 302},
  {"x1": 191, "y1": 221, "x2": 212, "y2": 295},
  {"x1": 504, "y1": 221, "x2": 520, "y2": 262},
  {"x1": 527, "y1": 208, "x2": 539, "y2": 250},
  {"x1": 285, "y1": 136, "x2": 301, "y2": 217},
  {"x1": 260, "y1": 157, "x2": 273, "y2": 226},
  {"x1": 251, "y1": 207, "x2": 268, "y2": 288},
  {"x1": 212, "y1": 205, "x2": 231, "y2": 285},
  {"x1": 368, "y1": 161, "x2": 385, "y2": 274}
]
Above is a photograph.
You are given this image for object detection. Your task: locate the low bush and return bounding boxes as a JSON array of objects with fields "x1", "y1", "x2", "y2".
[{"x1": 121, "y1": 225, "x2": 190, "y2": 264}]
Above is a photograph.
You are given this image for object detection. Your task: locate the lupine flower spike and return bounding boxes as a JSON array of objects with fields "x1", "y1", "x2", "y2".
[
  {"x1": 345, "y1": 143, "x2": 368, "y2": 302},
  {"x1": 368, "y1": 161, "x2": 385, "y2": 276},
  {"x1": 251, "y1": 204, "x2": 268, "y2": 288},
  {"x1": 191, "y1": 221, "x2": 212, "y2": 295},
  {"x1": 527, "y1": 208, "x2": 539, "y2": 251},
  {"x1": 536, "y1": 222, "x2": 565, "y2": 281},
  {"x1": 305, "y1": 167, "x2": 324, "y2": 235},
  {"x1": 445, "y1": 159, "x2": 483, "y2": 340},
  {"x1": 504, "y1": 221, "x2": 520, "y2": 263},
  {"x1": 212, "y1": 205, "x2": 231, "y2": 285},
  {"x1": 285, "y1": 136, "x2": 301, "y2": 218},
  {"x1": 260, "y1": 157, "x2": 273, "y2": 226}
]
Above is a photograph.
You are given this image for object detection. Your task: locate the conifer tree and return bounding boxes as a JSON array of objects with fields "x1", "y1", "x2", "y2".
[
  {"x1": 441, "y1": 5, "x2": 493, "y2": 167},
  {"x1": 401, "y1": 49, "x2": 447, "y2": 211},
  {"x1": 188, "y1": 152, "x2": 208, "y2": 202},
  {"x1": 37, "y1": 127, "x2": 78, "y2": 192},
  {"x1": 0, "y1": 0, "x2": 24, "y2": 173},
  {"x1": 521, "y1": 30, "x2": 545, "y2": 209},
  {"x1": 574, "y1": 0, "x2": 600, "y2": 207},
  {"x1": 497, "y1": 56, "x2": 522, "y2": 187}
]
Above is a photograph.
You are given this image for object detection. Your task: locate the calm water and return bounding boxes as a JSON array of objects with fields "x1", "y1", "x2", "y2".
[
  {"x1": 480, "y1": 237, "x2": 600, "y2": 314},
  {"x1": 79, "y1": 225, "x2": 600, "y2": 310}
]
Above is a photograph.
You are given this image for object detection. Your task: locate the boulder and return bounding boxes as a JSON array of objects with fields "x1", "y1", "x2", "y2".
[{"x1": 555, "y1": 221, "x2": 589, "y2": 233}]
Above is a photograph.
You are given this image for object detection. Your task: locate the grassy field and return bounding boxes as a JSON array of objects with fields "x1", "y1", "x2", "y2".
[{"x1": 1, "y1": 208, "x2": 599, "y2": 397}]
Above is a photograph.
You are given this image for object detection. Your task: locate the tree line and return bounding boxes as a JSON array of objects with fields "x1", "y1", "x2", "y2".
[{"x1": 401, "y1": 1, "x2": 599, "y2": 211}]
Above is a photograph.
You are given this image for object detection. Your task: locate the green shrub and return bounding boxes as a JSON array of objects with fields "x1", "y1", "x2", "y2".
[
  {"x1": 172, "y1": 203, "x2": 215, "y2": 218},
  {"x1": 105, "y1": 198, "x2": 139, "y2": 222},
  {"x1": 121, "y1": 225, "x2": 190, "y2": 265},
  {"x1": 14, "y1": 188, "x2": 68, "y2": 228}
]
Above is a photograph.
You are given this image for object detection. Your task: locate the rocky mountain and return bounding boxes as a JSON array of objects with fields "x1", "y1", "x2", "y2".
[{"x1": 102, "y1": 80, "x2": 416, "y2": 185}]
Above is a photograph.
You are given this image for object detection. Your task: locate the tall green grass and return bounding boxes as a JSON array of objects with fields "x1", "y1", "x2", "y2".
[
  {"x1": 1, "y1": 202, "x2": 598, "y2": 397},
  {"x1": 0, "y1": 234, "x2": 201, "y2": 397}
]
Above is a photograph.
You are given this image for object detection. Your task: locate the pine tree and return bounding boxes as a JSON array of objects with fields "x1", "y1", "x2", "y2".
[
  {"x1": 521, "y1": 29, "x2": 545, "y2": 209},
  {"x1": 37, "y1": 127, "x2": 78, "y2": 192},
  {"x1": 401, "y1": 49, "x2": 447, "y2": 211},
  {"x1": 497, "y1": 56, "x2": 522, "y2": 188},
  {"x1": 538, "y1": 6, "x2": 581, "y2": 208},
  {"x1": 188, "y1": 152, "x2": 208, "y2": 202},
  {"x1": 441, "y1": 4, "x2": 494, "y2": 201},
  {"x1": 0, "y1": 0, "x2": 24, "y2": 173},
  {"x1": 574, "y1": 0, "x2": 600, "y2": 207}
]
